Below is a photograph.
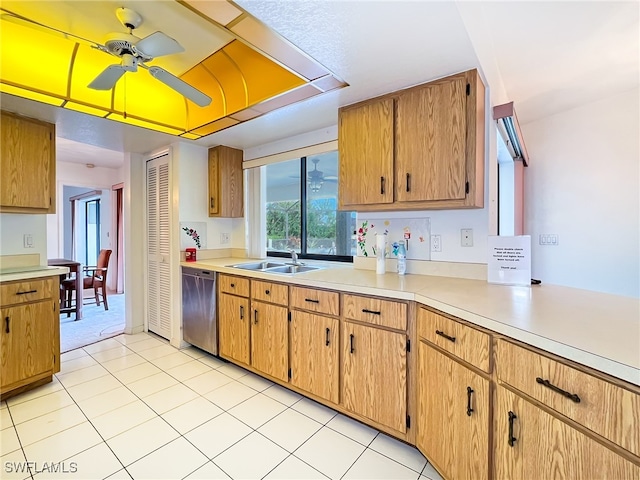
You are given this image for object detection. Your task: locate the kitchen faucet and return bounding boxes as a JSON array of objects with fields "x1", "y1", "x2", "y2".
[{"x1": 289, "y1": 250, "x2": 303, "y2": 266}]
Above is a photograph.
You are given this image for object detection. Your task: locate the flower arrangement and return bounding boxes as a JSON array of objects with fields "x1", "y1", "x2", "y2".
[
  {"x1": 182, "y1": 227, "x2": 201, "y2": 249},
  {"x1": 356, "y1": 221, "x2": 374, "y2": 256}
]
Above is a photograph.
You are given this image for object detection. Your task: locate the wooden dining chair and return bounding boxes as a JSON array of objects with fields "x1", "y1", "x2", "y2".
[{"x1": 62, "y1": 249, "x2": 112, "y2": 311}]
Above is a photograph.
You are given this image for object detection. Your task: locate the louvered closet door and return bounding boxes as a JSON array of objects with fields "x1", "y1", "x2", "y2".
[{"x1": 146, "y1": 155, "x2": 171, "y2": 339}]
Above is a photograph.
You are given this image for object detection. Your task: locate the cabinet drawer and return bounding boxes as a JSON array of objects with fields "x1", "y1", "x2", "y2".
[
  {"x1": 251, "y1": 280, "x2": 288, "y2": 306},
  {"x1": 219, "y1": 275, "x2": 249, "y2": 297},
  {"x1": 343, "y1": 294, "x2": 406, "y2": 330},
  {"x1": 497, "y1": 339, "x2": 640, "y2": 457},
  {"x1": 417, "y1": 308, "x2": 491, "y2": 373},
  {"x1": 290, "y1": 286, "x2": 339, "y2": 316},
  {"x1": 0, "y1": 277, "x2": 55, "y2": 306}
]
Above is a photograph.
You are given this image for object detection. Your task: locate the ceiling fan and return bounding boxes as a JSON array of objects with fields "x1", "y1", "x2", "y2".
[
  {"x1": 1, "y1": 7, "x2": 211, "y2": 107},
  {"x1": 289, "y1": 158, "x2": 337, "y2": 192}
]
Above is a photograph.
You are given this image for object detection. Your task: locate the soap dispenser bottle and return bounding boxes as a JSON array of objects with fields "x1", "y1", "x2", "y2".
[{"x1": 396, "y1": 242, "x2": 406, "y2": 275}]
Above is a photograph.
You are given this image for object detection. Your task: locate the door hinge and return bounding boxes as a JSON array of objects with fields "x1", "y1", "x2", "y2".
[
  {"x1": 466, "y1": 83, "x2": 471, "y2": 96},
  {"x1": 406, "y1": 415, "x2": 411, "y2": 429},
  {"x1": 406, "y1": 339, "x2": 411, "y2": 352},
  {"x1": 465, "y1": 181, "x2": 470, "y2": 195},
  {"x1": 288, "y1": 312, "x2": 291, "y2": 322},
  {"x1": 288, "y1": 368, "x2": 292, "y2": 379}
]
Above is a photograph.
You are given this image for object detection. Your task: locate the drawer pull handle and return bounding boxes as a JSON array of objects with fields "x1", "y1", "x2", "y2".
[
  {"x1": 380, "y1": 176, "x2": 385, "y2": 195},
  {"x1": 536, "y1": 377, "x2": 581, "y2": 403},
  {"x1": 362, "y1": 308, "x2": 381, "y2": 315},
  {"x1": 230, "y1": 283, "x2": 235, "y2": 288},
  {"x1": 240, "y1": 305, "x2": 244, "y2": 320},
  {"x1": 466, "y1": 386, "x2": 474, "y2": 416},
  {"x1": 305, "y1": 298, "x2": 320, "y2": 304},
  {"x1": 4, "y1": 317, "x2": 9, "y2": 334},
  {"x1": 325, "y1": 328, "x2": 330, "y2": 346},
  {"x1": 16, "y1": 290, "x2": 38, "y2": 295},
  {"x1": 254, "y1": 309, "x2": 258, "y2": 325},
  {"x1": 406, "y1": 172, "x2": 411, "y2": 192},
  {"x1": 265, "y1": 289, "x2": 270, "y2": 295},
  {"x1": 508, "y1": 411, "x2": 517, "y2": 447},
  {"x1": 435, "y1": 330, "x2": 456, "y2": 343},
  {"x1": 349, "y1": 334, "x2": 355, "y2": 354}
]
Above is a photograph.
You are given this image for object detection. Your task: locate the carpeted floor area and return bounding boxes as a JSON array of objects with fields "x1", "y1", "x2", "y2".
[{"x1": 60, "y1": 293, "x2": 125, "y2": 353}]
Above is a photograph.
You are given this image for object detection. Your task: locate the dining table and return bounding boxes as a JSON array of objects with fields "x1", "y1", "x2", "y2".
[{"x1": 48, "y1": 258, "x2": 83, "y2": 320}]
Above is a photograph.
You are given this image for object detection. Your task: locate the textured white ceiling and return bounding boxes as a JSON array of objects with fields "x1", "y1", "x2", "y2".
[{"x1": 1, "y1": 0, "x2": 637, "y2": 163}]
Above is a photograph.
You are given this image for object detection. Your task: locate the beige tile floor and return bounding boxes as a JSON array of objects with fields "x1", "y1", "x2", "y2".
[{"x1": 0, "y1": 332, "x2": 444, "y2": 480}]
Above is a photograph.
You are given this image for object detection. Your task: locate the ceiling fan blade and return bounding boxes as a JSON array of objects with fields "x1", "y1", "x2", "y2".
[
  {"x1": 146, "y1": 66, "x2": 211, "y2": 107},
  {"x1": 88, "y1": 65, "x2": 127, "y2": 90},
  {"x1": 136, "y1": 31, "x2": 184, "y2": 58},
  {"x1": 0, "y1": 9, "x2": 100, "y2": 48}
]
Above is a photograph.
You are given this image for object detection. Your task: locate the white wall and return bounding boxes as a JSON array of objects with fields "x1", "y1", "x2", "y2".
[
  {"x1": 175, "y1": 142, "x2": 245, "y2": 251},
  {"x1": 522, "y1": 87, "x2": 640, "y2": 297},
  {"x1": 0, "y1": 214, "x2": 48, "y2": 264}
]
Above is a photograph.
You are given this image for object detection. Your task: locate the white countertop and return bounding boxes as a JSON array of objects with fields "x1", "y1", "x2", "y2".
[
  {"x1": 184, "y1": 257, "x2": 640, "y2": 386},
  {"x1": 0, "y1": 266, "x2": 69, "y2": 282}
]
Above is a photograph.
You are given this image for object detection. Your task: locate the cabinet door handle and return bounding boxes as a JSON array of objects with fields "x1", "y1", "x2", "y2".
[
  {"x1": 466, "y1": 386, "x2": 474, "y2": 416},
  {"x1": 16, "y1": 290, "x2": 37, "y2": 295},
  {"x1": 230, "y1": 283, "x2": 235, "y2": 288},
  {"x1": 265, "y1": 289, "x2": 270, "y2": 295},
  {"x1": 210, "y1": 197, "x2": 215, "y2": 209},
  {"x1": 4, "y1": 317, "x2": 9, "y2": 333},
  {"x1": 406, "y1": 173, "x2": 411, "y2": 192},
  {"x1": 325, "y1": 328, "x2": 330, "y2": 346},
  {"x1": 239, "y1": 305, "x2": 244, "y2": 320},
  {"x1": 349, "y1": 334, "x2": 355, "y2": 353},
  {"x1": 508, "y1": 411, "x2": 517, "y2": 447},
  {"x1": 254, "y1": 309, "x2": 258, "y2": 325},
  {"x1": 362, "y1": 308, "x2": 381, "y2": 315},
  {"x1": 435, "y1": 330, "x2": 456, "y2": 343},
  {"x1": 305, "y1": 298, "x2": 319, "y2": 304},
  {"x1": 536, "y1": 377, "x2": 581, "y2": 403},
  {"x1": 380, "y1": 176, "x2": 385, "y2": 195}
]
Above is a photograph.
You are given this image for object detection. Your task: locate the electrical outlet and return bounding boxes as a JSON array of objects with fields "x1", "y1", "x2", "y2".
[
  {"x1": 431, "y1": 235, "x2": 442, "y2": 252},
  {"x1": 461, "y1": 229, "x2": 473, "y2": 247},
  {"x1": 23, "y1": 234, "x2": 34, "y2": 248},
  {"x1": 220, "y1": 233, "x2": 230, "y2": 244}
]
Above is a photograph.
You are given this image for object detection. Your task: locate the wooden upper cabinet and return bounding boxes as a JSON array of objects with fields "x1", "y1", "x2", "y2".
[
  {"x1": 338, "y1": 98, "x2": 394, "y2": 208},
  {"x1": 337, "y1": 69, "x2": 485, "y2": 211},
  {"x1": 0, "y1": 111, "x2": 56, "y2": 213},
  {"x1": 208, "y1": 145, "x2": 244, "y2": 218},
  {"x1": 395, "y1": 75, "x2": 467, "y2": 202}
]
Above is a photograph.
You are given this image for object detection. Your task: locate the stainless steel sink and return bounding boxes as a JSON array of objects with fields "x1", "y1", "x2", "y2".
[
  {"x1": 228, "y1": 261, "x2": 285, "y2": 270},
  {"x1": 228, "y1": 261, "x2": 322, "y2": 274},
  {"x1": 263, "y1": 265, "x2": 321, "y2": 274}
]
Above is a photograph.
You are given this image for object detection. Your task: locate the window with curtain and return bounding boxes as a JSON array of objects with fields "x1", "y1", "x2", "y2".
[{"x1": 265, "y1": 151, "x2": 355, "y2": 261}]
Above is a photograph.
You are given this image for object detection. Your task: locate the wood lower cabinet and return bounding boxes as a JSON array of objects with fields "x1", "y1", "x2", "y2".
[
  {"x1": 342, "y1": 321, "x2": 407, "y2": 433},
  {"x1": 495, "y1": 385, "x2": 640, "y2": 479},
  {"x1": 218, "y1": 293, "x2": 250, "y2": 365},
  {"x1": 1, "y1": 277, "x2": 59, "y2": 397},
  {"x1": 290, "y1": 311, "x2": 339, "y2": 404},
  {"x1": 0, "y1": 111, "x2": 56, "y2": 213},
  {"x1": 251, "y1": 301, "x2": 288, "y2": 382},
  {"x1": 417, "y1": 340, "x2": 490, "y2": 480}
]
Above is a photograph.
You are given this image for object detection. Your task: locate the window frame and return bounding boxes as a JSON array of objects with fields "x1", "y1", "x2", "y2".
[{"x1": 266, "y1": 156, "x2": 353, "y2": 263}]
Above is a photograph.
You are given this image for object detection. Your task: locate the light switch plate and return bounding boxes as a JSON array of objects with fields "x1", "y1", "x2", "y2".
[{"x1": 23, "y1": 234, "x2": 34, "y2": 248}]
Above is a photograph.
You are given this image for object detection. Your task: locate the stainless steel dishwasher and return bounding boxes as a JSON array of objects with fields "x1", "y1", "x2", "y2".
[{"x1": 181, "y1": 267, "x2": 217, "y2": 355}]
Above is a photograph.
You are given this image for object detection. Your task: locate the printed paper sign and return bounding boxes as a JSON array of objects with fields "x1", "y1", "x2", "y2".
[{"x1": 487, "y1": 236, "x2": 531, "y2": 286}]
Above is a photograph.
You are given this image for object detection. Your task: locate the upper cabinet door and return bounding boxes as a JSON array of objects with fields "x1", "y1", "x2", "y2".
[
  {"x1": 0, "y1": 111, "x2": 55, "y2": 213},
  {"x1": 338, "y1": 98, "x2": 394, "y2": 208},
  {"x1": 395, "y1": 76, "x2": 467, "y2": 202}
]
